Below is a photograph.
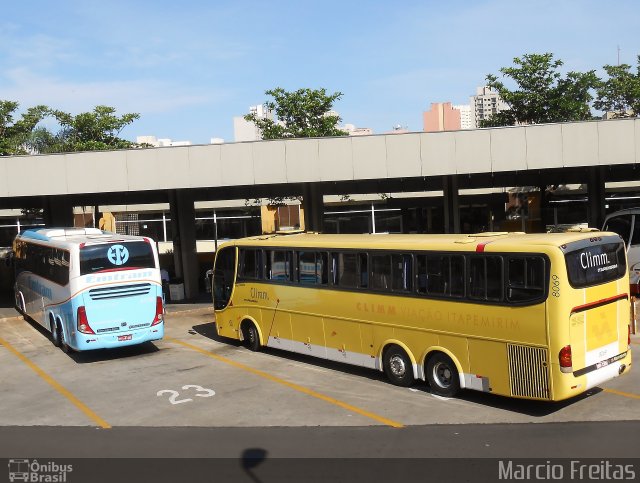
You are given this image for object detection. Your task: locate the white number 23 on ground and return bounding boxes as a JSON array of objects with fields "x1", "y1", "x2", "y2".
[{"x1": 157, "y1": 385, "x2": 216, "y2": 405}]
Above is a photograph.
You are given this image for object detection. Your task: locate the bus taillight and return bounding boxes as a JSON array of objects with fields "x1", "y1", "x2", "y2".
[
  {"x1": 152, "y1": 297, "x2": 164, "y2": 326},
  {"x1": 77, "y1": 306, "x2": 95, "y2": 334},
  {"x1": 559, "y1": 345, "x2": 572, "y2": 372}
]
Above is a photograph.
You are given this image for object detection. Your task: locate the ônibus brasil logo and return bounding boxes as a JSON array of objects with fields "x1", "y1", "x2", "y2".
[
  {"x1": 107, "y1": 245, "x2": 129, "y2": 266},
  {"x1": 8, "y1": 458, "x2": 73, "y2": 482}
]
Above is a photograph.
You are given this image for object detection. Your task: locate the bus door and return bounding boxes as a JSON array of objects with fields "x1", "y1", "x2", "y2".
[{"x1": 213, "y1": 246, "x2": 236, "y2": 311}]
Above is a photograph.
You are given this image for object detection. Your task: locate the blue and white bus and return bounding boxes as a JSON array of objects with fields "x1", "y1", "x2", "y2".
[{"x1": 12, "y1": 228, "x2": 164, "y2": 352}]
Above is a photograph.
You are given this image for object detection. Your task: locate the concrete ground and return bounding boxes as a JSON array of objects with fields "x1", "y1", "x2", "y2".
[
  {"x1": 0, "y1": 303, "x2": 638, "y2": 429},
  {"x1": 1, "y1": 299, "x2": 639, "y2": 482}
]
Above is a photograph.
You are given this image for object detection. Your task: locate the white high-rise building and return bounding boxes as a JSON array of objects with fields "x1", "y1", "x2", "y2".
[
  {"x1": 453, "y1": 105, "x2": 472, "y2": 130},
  {"x1": 470, "y1": 86, "x2": 509, "y2": 128},
  {"x1": 233, "y1": 104, "x2": 273, "y2": 142},
  {"x1": 136, "y1": 136, "x2": 192, "y2": 147}
]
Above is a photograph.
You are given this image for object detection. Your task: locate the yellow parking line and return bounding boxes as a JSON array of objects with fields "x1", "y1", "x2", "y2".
[
  {"x1": 603, "y1": 388, "x2": 640, "y2": 400},
  {"x1": 168, "y1": 338, "x2": 405, "y2": 428},
  {"x1": 0, "y1": 336, "x2": 111, "y2": 429}
]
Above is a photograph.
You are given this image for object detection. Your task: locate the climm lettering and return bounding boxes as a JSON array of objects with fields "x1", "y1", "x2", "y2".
[{"x1": 580, "y1": 251, "x2": 610, "y2": 269}]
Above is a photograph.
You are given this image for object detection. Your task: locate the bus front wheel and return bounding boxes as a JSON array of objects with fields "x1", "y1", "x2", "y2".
[
  {"x1": 383, "y1": 345, "x2": 415, "y2": 387},
  {"x1": 426, "y1": 353, "x2": 460, "y2": 397},
  {"x1": 241, "y1": 321, "x2": 261, "y2": 352}
]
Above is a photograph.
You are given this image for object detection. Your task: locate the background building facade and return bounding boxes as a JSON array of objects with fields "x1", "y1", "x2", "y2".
[{"x1": 470, "y1": 86, "x2": 509, "y2": 128}]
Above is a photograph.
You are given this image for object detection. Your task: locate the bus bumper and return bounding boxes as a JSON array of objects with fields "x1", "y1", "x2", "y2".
[{"x1": 69, "y1": 324, "x2": 164, "y2": 351}]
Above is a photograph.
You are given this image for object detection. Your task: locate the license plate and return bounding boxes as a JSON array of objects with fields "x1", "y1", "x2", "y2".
[{"x1": 118, "y1": 334, "x2": 132, "y2": 341}]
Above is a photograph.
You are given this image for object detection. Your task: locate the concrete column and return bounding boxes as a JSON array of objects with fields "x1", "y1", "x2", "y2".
[
  {"x1": 302, "y1": 183, "x2": 324, "y2": 232},
  {"x1": 42, "y1": 196, "x2": 74, "y2": 227},
  {"x1": 587, "y1": 167, "x2": 606, "y2": 229},
  {"x1": 442, "y1": 176, "x2": 460, "y2": 234},
  {"x1": 169, "y1": 189, "x2": 199, "y2": 299},
  {"x1": 538, "y1": 185, "x2": 549, "y2": 231}
]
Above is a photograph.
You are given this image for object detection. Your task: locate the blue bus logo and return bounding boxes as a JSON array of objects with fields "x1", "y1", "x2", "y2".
[{"x1": 107, "y1": 245, "x2": 129, "y2": 266}]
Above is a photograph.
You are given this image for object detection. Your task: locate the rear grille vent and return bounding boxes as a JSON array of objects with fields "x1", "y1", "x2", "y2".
[
  {"x1": 507, "y1": 344, "x2": 551, "y2": 400},
  {"x1": 89, "y1": 283, "x2": 151, "y2": 301}
]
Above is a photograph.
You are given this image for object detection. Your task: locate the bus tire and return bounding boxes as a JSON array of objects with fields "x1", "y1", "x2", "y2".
[
  {"x1": 426, "y1": 352, "x2": 460, "y2": 397},
  {"x1": 58, "y1": 323, "x2": 73, "y2": 354},
  {"x1": 51, "y1": 317, "x2": 61, "y2": 347},
  {"x1": 383, "y1": 345, "x2": 415, "y2": 387},
  {"x1": 14, "y1": 291, "x2": 25, "y2": 315},
  {"x1": 241, "y1": 321, "x2": 261, "y2": 352}
]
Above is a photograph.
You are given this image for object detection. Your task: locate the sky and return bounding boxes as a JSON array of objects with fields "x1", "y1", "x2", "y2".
[{"x1": 2, "y1": 0, "x2": 640, "y2": 144}]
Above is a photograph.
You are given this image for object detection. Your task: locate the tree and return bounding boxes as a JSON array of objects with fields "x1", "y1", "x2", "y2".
[
  {"x1": 243, "y1": 87, "x2": 348, "y2": 207},
  {"x1": 481, "y1": 53, "x2": 599, "y2": 127},
  {"x1": 244, "y1": 87, "x2": 348, "y2": 139},
  {"x1": 47, "y1": 105, "x2": 140, "y2": 152},
  {"x1": 594, "y1": 56, "x2": 640, "y2": 118},
  {"x1": 0, "y1": 101, "x2": 51, "y2": 155}
]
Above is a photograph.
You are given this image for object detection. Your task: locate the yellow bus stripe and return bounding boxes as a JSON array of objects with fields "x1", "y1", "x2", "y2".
[
  {"x1": 0, "y1": 336, "x2": 111, "y2": 429},
  {"x1": 603, "y1": 388, "x2": 640, "y2": 400},
  {"x1": 168, "y1": 338, "x2": 405, "y2": 428}
]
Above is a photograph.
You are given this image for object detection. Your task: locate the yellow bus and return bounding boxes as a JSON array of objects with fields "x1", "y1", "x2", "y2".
[{"x1": 212, "y1": 232, "x2": 632, "y2": 401}]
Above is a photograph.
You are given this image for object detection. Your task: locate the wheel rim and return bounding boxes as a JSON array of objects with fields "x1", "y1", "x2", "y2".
[
  {"x1": 389, "y1": 355, "x2": 407, "y2": 378},
  {"x1": 433, "y1": 361, "x2": 453, "y2": 388},
  {"x1": 248, "y1": 328, "x2": 256, "y2": 344}
]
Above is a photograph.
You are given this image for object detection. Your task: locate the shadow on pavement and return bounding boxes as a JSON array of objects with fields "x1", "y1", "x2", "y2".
[{"x1": 190, "y1": 321, "x2": 596, "y2": 418}]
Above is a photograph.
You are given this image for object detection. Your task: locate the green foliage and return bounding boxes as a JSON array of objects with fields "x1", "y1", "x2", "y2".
[
  {"x1": 0, "y1": 101, "x2": 51, "y2": 155},
  {"x1": 244, "y1": 87, "x2": 348, "y2": 139},
  {"x1": 594, "y1": 56, "x2": 640, "y2": 118},
  {"x1": 1, "y1": 102, "x2": 141, "y2": 155},
  {"x1": 481, "y1": 53, "x2": 599, "y2": 126},
  {"x1": 47, "y1": 105, "x2": 140, "y2": 152}
]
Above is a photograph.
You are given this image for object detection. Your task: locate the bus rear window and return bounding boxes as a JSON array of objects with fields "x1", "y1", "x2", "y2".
[
  {"x1": 565, "y1": 242, "x2": 626, "y2": 288},
  {"x1": 80, "y1": 241, "x2": 156, "y2": 275}
]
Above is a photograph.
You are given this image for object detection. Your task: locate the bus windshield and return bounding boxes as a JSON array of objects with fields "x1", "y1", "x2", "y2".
[
  {"x1": 80, "y1": 241, "x2": 156, "y2": 275},
  {"x1": 565, "y1": 241, "x2": 626, "y2": 288}
]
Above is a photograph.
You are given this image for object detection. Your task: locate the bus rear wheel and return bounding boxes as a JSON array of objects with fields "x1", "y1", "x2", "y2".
[
  {"x1": 51, "y1": 319, "x2": 61, "y2": 347},
  {"x1": 383, "y1": 345, "x2": 415, "y2": 387},
  {"x1": 14, "y1": 291, "x2": 25, "y2": 315},
  {"x1": 58, "y1": 323, "x2": 73, "y2": 354},
  {"x1": 426, "y1": 353, "x2": 460, "y2": 397},
  {"x1": 241, "y1": 321, "x2": 261, "y2": 352}
]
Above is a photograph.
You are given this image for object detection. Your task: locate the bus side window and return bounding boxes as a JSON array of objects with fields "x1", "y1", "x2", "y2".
[
  {"x1": 319, "y1": 252, "x2": 328, "y2": 285},
  {"x1": 359, "y1": 253, "x2": 368, "y2": 288},
  {"x1": 267, "y1": 250, "x2": 292, "y2": 282},
  {"x1": 604, "y1": 215, "x2": 632, "y2": 247},
  {"x1": 469, "y1": 256, "x2": 503, "y2": 301},
  {"x1": 507, "y1": 256, "x2": 544, "y2": 302},
  {"x1": 631, "y1": 215, "x2": 640, "y2": 248},
  {"x1": 416, "y1": 255, "x2": 427, "y2": 294},
  {"x1": 391, "y1": 254, "x2": 412, "y2": 292},
  {"x1": 336, "y1": 253, "x2": 358, "y2": 288},
  {"x1": 426, "y1": 255, "x2": 447, "y2": 295},
  {"x1": 449, "y1": 256, "x2": 465, "y2": 296},
  {"x1": 298, "y1": 251, "x2": 327, "y2": 285},
  {"x1": 371, "y1": 254, "x2": 391, "y2": 290},
  {"x1": 239, "y1": 249, "x2": 262, "y2": 280}
]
